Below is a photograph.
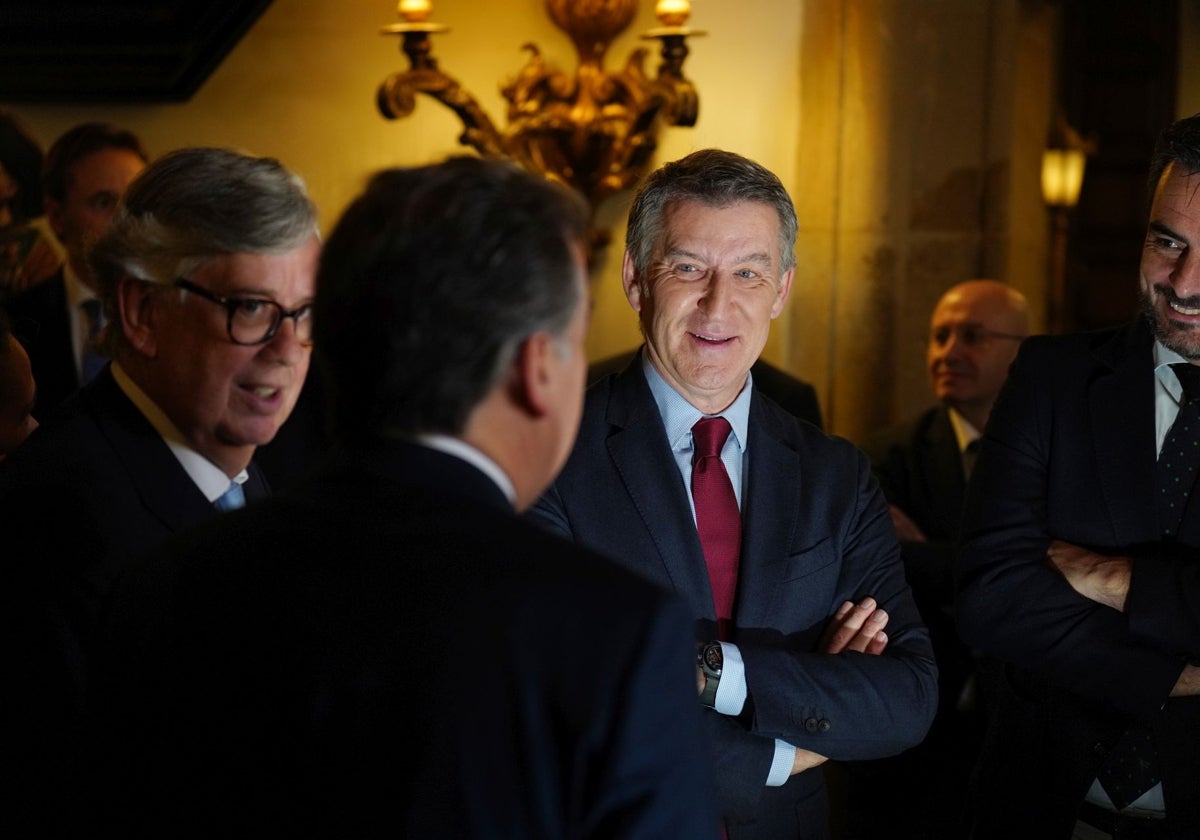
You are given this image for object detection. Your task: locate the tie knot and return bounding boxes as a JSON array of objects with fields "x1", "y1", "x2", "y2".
[
  {"x1": 214, "y1": 481, "x2": 246, "y2": 512},
  {"x1": 1173, "y1": 363, "x2": 1200, "y2": 403},
  {"x1": 693, "y1": 416, "x2": 733, "y2": 460}
]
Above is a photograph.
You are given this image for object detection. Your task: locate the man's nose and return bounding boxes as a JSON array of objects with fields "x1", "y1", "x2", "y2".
[
  {"x1": 1171, "y1": 249, "x2": 1200, "y2": 298},
  {"x1": 698, "y1": 273, "x2": 732, "y2": 315},
  {"x1": 261, "y1": 316, "x2": 307, "y2": 364}
]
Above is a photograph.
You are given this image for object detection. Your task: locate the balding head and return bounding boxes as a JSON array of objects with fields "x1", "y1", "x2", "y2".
[{"x1": 926, "y1": 279, "x2": 1029, "y2": 430}]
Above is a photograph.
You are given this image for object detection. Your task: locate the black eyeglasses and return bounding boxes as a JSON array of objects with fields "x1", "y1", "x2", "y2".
[
  {"x1": 929, "y1": 324, "x2": 1025, "y2": 349},
  {"x1": 173, "y1": 278, "x2": 313, "y2": 347}
]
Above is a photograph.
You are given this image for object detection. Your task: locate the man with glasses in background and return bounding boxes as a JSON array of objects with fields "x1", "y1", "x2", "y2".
[
  {"x1": 852, "y1": 278, "x2": 1028, "y2": 839},
  {"x1": 0, "y1": 146, "x2": 319, "y2": 835}
]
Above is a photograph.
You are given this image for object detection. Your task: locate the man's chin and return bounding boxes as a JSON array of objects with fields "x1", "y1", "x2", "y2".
[{"x1": 1155, "y1": 318, "x2": 1200, "y2": 360}]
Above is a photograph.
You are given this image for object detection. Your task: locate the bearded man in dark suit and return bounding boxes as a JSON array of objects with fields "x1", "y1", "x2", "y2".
[
  {"x1": 958, "y1": 113, "x2": 1200, "y2": 839},
  {"x1": 91, "y1": 157, "x2": 717, "y2": 838}
]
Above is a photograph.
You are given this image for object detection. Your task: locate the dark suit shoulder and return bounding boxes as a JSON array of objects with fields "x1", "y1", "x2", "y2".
[
  {"x1": 749, "y1": 358, "x2": 823, "y2": 428},
  {"x1": 100, "y1": 461, "x2": 711, "y2": 836},
  {"x1": 0, "y1": 372, "x2": 215, "y2": 562},
  {"x1": 750, "y1": 383, "x2": 852, "y2": 457},
  {"x1": 1017, "y1": 320, "x2": 1148, "y2": 370},
  {"x1": 863, "y1": 406, "x2": 944, "y2": 458}
]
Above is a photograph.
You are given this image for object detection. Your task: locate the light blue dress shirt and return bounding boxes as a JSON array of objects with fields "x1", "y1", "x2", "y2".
[{"x1": 642, "y1": 355, "x2": 797, "y2": 787}]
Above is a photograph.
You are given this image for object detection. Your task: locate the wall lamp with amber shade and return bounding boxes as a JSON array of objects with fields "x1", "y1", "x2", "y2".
[
  {"x1": 377, "y1": 0, "x2": 704, "y2": 247},
  {"x1": 1042, "y1": 114, "x2": 1094, "y2": 333}
]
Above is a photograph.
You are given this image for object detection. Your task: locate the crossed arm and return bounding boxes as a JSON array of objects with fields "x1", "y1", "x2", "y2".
[
  {"x1": 1047, "y1": 540, "x2": 1200, "y2": 697},
  {"x1": 791, "y1": 597, "x2": 892, "y2": 775}
]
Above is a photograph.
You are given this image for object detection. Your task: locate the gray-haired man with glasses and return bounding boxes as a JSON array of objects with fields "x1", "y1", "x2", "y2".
[{"x1": 0, "y1": 146, "x2": 318, "y2": 835}]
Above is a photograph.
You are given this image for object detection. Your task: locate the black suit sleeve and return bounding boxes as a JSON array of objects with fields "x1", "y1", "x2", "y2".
[
  {"x1": 956, "y1": 338, "x2": 1185, "y2": 718},
  {"x1": 1126, "y1": 552, "x2": 1200, "y2": 656}
]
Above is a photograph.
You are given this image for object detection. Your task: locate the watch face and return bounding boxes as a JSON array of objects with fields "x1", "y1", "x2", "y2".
[{"x1": 702, "y1": 643, "x2": 722, "y2": 673}]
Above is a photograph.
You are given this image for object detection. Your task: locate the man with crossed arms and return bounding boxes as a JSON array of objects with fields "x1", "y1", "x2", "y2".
[{"x1": 531, "y1": 148, "x2": 937, "y2": 839}]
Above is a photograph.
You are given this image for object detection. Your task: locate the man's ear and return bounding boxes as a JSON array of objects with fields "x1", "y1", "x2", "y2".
[
  {"x1": 770, "y1": 267, "x2": 795, "y2": 320},
  {"x1": 117, "y1": 276, "x2": 160, "y2": 357},
  {"x1": 621, "y1": 250, "x2": 643, "y2": 314},
  {"x1": 511, "y1": 331, "x2": 557, "y2": 418}
]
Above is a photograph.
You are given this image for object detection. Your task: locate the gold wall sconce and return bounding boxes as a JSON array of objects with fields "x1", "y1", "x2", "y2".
[{"x1": 377, "y1": 0, "x2": 704, "y2": 245}]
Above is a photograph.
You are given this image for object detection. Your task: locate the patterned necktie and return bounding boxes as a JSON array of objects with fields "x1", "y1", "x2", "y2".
[
  {"x1": 214, "y1": 481, "x2": 246, "y2": 512},
  {"x1": 79, "y1": 298, "x2": 108, "y2": 383},
  {"x1": 1157, "y1": 362, "x2": 1200, "y2": 538},
  {"x1": 691, "y1": 417, "x2": 741, "y2": 640},
  {"x1": 1093, "y1": 365, "x2": 1200, "y2": 810}
]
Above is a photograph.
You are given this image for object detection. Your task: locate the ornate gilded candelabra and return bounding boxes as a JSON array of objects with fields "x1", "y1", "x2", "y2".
[{"x1": 377, "y1": 0, "x2": 704, "y2": 240}]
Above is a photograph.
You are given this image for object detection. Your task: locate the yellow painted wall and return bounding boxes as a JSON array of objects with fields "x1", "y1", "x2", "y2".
[
  {"x1": 4, "y1": 0, "x2": 1052, "y2": 438},
  {"x1": 3, "y1": 0, "x2": 801, "y2": 367}
]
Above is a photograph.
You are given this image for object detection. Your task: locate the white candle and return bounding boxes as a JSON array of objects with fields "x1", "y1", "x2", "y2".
[
  {"x1": 655, "y1": 0, "x2": 691, "y2": 26},
  {"x1": 398, "y1": 0, "x2": 433, "y2": 23}
]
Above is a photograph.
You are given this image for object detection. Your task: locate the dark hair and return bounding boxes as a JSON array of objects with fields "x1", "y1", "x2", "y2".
[
  {"x1": 0, "y1": 111, "x2": 44, "y2": 222},
  {"x1": 1148, "y1": 113, "x2": 1200, "y2": 203},
  {"x1": 625, "y1": 148, "x2": 798, "y2": 274},
  {"x1": 42, "y1": 122, "x2": 149, "y2": 204},
  {"x1": 90, "y1": 147, "x2": 319, "y2": 355},
  {"x1": 314, "y1": 156, "x2": 589, "y2": 441}
]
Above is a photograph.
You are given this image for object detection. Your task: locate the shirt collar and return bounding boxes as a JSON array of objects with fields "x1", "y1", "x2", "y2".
[
  {"x1": 1153, "y1": 339, "x2": 1190, "y2": 404},
  {"x1": 641, "y1": 350, "x2": 752, "y2": 453},
  {"x1": 415, "y1": 433, "x2": 517, "y2": 508},
  {"x1": 110, "y1": 362, "x2": 247, "y2": 502},
  {"x1": 946, "y1": 406, "x2": 981, "y2": 455},
  {"x1": 62, "y1": 260, "x2": 98, "y2": 308}
]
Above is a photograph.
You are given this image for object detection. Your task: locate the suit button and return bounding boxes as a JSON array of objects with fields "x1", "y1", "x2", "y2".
[
  {"x1": 817, "y1": 719, "x2": 831, "y2": 733},
  {"x1": 805, "y1": 717, "x2": 818, "y2": 732}
]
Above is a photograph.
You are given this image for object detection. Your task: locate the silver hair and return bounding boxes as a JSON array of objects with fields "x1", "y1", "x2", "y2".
[
  {"x1": 625, "y1": 148, "x2": 798, "y2": 276},
  {"x1": 90, "y1": 147, "x2": 318, "y2": 354}
]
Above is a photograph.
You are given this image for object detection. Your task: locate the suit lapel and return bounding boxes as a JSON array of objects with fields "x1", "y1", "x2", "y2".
[
  {"x1": 924, "y1": 407, "x2": 967, "y2": 535},
  {"x1": 735, "y1": 398, "x2": 801, "y2": 629},
  {"x1": 87, "y1": 371, "x2": 226, "y2": 532},
  {"x1": 605, "y1": 362, "x2": 716, "y2": 619},
  {"x1": 1088, "y1": 322, "x2": 1158, "y2": 546}
]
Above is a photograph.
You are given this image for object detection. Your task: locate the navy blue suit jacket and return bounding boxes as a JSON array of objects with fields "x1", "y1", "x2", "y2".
[
  {"x1": 530, "y1": 356, "x2": 937, "y2": 840},
  {"x1": 90, "y1": 442, "x2": 717, "y2": 838},
  {"x1": 0, "y1": 367, "x2": 269, "y2": 835},
  {"x1": 958, "y1": 320, "x2": 1200, "y2": 838}
]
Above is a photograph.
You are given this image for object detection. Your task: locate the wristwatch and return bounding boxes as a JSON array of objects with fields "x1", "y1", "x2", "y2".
[{"x1": 697, "y1": 641, "x2": 723, "y2": 707}]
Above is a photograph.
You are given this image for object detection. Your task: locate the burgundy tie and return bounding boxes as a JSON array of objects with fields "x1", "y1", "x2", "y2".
[{"x1": 692, "y1": 417, "x2": 741, "y2": 640}]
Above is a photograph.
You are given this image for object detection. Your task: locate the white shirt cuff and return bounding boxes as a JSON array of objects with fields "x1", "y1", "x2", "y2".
[
  {"x1": 766, "y1": 740, "x2": 796, "y2": 787},
  {"x1": 713, "y1": 641, "x2": 747, "y2": 716}
]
